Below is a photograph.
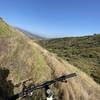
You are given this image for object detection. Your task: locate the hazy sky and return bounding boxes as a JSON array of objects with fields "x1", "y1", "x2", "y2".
[{"x1": 0, "y1": 0, "x2": 100, "y2": 38}]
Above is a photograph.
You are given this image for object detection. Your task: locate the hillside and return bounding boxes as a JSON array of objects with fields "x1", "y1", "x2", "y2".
[
  {"x1": 0, "y1": 18, "x2": 100, "y2": 100},
  {"x1": 40, "y1": 35, "x2": 100, "y2": 84}
]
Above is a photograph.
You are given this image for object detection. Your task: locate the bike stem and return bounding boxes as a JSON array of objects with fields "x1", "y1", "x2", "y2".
[{"x1": 45, "y1": 85, "x2": 53, "y2": 100}]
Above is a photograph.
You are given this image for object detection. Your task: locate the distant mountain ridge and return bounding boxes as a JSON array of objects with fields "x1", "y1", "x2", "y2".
[{"x1": 15, "y1": 27, "x2": 46, "y2": 40}]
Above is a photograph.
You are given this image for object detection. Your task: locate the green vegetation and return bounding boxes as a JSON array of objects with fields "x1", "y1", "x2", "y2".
[
  {"x1": 40, "y1": 34, "x2": 100, "y2": 84},
  {"x1": 0, "y1": 18, "x2": 100, "y2": 100}
]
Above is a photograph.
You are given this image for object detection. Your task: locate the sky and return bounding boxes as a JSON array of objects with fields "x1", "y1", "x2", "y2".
[{"x1": 0, "y1": 0, "x2": 100, "y2": 38}]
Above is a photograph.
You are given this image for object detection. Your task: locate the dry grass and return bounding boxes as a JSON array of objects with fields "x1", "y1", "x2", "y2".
[
  {"x1": 33, "y1": 42, "x2": 100, "y2": 100},
  {"x1": 0, "y1": 19, "x2": 100, "y2": 100}
]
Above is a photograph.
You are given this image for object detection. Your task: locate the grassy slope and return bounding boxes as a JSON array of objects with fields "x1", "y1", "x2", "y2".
[
  {"x1": 0, "y1": 19, "x2": 100, "y2": 100},
  {"x1": 40, "y1": 35, "x2": 100, "y2": 84},
  {"x1": 0, "y1": 19, "x2": 50, "y2": 99}
]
